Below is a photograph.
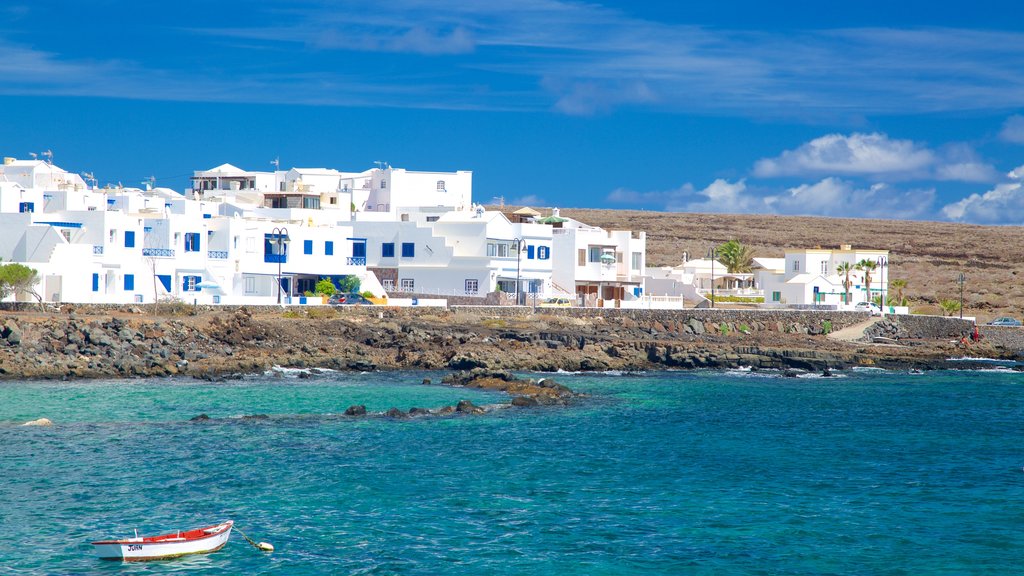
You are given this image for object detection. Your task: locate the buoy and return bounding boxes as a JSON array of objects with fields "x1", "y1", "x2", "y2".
[{"x1": 234, "y1": 525, "x2": 273, "y2": 553}]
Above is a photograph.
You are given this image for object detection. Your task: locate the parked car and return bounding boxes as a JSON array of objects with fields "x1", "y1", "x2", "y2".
[
  {"x1": 328, "y1": 293, "x2": 373, "y2": 306},
  {"x1": 987, "y1": 317, "x2": 1022, "y2": 326},
  {"x1": 540, "y1": 297, "x2": 572, "y2": 307},
  {"x1": 854, "y1": 301, "x2": 882, "y2": 316}
]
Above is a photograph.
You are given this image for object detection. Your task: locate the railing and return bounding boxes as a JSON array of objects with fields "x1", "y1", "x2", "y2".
[
  {"x1": 93, "y1": 245, "x2": 103, "y2": 255},
  {"x1": 347, "y1": 256, "x2": 367, "y2": 266},
  {"x1": 208, "y1": 250, "x2": 229, "y2": 259},
  {"x1": 142, "y1": 248, "x2": 175, "y2": 257}
]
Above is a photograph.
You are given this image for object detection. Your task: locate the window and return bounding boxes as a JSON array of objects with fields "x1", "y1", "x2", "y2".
[
  {"x1": 400, "y1": 278, "x2": 414, "y2": 291},
  {"x1": 304, "y1": 240, "x2": 313, "y2": 255},
  {"x1": 18, "y1": 202, "x2": 34, "y2": 213},
  {"x1": 772, "y1": 291, "x2": 781, "y2": 302},
  {"x1": 437, "y1": 180, "x2": 445, "y2": 190},
  {"x1": 182, "y1": 275, "x2": 200, "y2": 292},
  {"x1": 264, "y1": 233, "x2": 288, "y2": 263},
  {"x1": 383, "y1": 278, "x2": 395, "y2": 290},
  {"x1": 325, "y1": 241, "x2": 334, "y2": 256},
  {"x1": 527, "y1": 245, "x2": 535, "y2": 259},
  {"x1": 631, "y1": 252, "x2": 642, "y2": 270},
  {"x1": 279, "y1": 182, "x2": 286, "y2": 192},
  {"x1": 538, "y1": 246, "x2": 550, "y2": 260},
  {"x1": 124, "y1": 274, "x2": 134, "y2": 291},
  {"x1": 380, "y1": 180, "x2": 387, "y2": 189},
  {"x1": 125, "y1": 231, "x2": 136, "y2": 248},
  {"x1": 382, "y1": 242, "x2": 395, "y2": 258},
  {"x1": 821, "y1": 261, "x2": 828, "y2": 274},
  {"x1": 245, "y1": 276, "x2": 256, "y2": 294},
  {"x1": 487, "y1": 242, "x2": 509, "y2": 258},
  {"x1": 497, "y1": 280, "x2": 516, "y2": 293},
  {"x1": 588, "y1": 246, "x2": 602, "y2": 263},
  {"x1": 465, "y1": 279, "x2": 479, "y2": 294},
  {"x1": 793, "y1": 260, "x2": 800, "y2": 272},
  {"x1": 91, "y1": 273, "x2": 99, "y2": 292},
  {"x1": 426, "y1": 216, "x2": 439, "y2": 222},
  {"x1": 184, "y1": 232, "x2": 200, "y2": 252},
  {"x1": 303, "y1": 197, "x2": 320, "y2": 209},
  {"x1": 401, "y1": 242, "x2": 415, "y2": 258},
  {"x1": 352, "y1": 242, "x2": 367, "y2": 258},
  {"x1": 578, "y1": 249, "x2": 586, "y2": 266}
]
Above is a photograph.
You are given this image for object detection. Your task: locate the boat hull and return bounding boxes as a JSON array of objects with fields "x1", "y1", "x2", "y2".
[{"x1": 92, "y1": 521, "x2": 233, "y2": 561}]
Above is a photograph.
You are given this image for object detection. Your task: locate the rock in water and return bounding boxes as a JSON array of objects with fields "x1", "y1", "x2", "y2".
[
  {"x1": 344, "y1": 405, "x2": 367, "y2": 416},
  {"x1": 22, "y1": 418, "x2": 53, "y2": 426}
]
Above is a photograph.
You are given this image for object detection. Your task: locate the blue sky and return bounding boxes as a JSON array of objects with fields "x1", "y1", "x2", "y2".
[{"x1": 3, "y1": 0, "x2": 1024, "y2": 223}]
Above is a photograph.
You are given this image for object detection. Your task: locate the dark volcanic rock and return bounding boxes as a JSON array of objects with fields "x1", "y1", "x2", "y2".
[
  {"x1": 344, "y1": 405, "x2": 367, "y2": 416},
  {"x1": 190, "y1": 414, "x2": 210, "y2": 421},
  {"x1": 455, "y1": 399, "x2": 484, "y2": 414}
]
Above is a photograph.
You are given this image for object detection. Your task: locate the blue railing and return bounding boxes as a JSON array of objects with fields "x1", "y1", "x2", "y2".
[
  {"x1": 142, "y1": 248, "x2": 175, "y2": 257},
  {"x1": 93, "y1": 245, "x2": 103, "y2": 255},
  {"x1": 208, "y1": 250, "x2": 229, "y2": 259},
  {"x1": 347, "y1": 256, "x2": 367, "y2": 266}
]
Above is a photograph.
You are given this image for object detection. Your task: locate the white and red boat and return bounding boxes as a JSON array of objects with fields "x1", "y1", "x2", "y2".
[{"x1": 91, "y1": 520, "x2": 234, "y2": 561}]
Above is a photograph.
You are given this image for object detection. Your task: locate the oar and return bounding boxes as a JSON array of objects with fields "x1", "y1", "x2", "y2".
[{"x1": 233, "y1": 525, "x2": 274, "y2": 552}]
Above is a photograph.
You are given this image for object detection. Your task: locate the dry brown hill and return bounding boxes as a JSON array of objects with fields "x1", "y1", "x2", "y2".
[{"x1": 535, "y1": 208, "x2": 1022, "y2": 321}]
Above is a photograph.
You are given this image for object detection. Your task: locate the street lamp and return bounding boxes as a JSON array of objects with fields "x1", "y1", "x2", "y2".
[
  {"x1": 958, "y1": 272, "x2": 966, "y2": 320},
  {"x1": 272, "y1": 226, "x2": 290, "y2": 304},
  {"x1": 512, "y1": 237, "x2": 524, "y2": 306},
  {"x1": 707, "y1": 247, "x2": 718, "y2": 308}
]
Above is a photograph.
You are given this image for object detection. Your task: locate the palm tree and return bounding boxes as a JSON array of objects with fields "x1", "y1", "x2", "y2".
[
  {"x1": 836, "y1": 262, "x2": 854, "y2": 305},
  {"x1": 856, "y1": 259, "x2": 878, "y2": 303},
  {"x1": 940, "y1": 298, "x2": 961, "y2": 317},
  {"x1": 890, "y1": 278, "x2": 907, "y2": 306},
  {"x1": 716, "y1": 240, "x2": 755, "y2": 274}
]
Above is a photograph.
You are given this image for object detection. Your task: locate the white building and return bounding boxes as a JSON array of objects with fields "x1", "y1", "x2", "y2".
[
  {"x1": 758, "y1": 245, "x2": 889, "y2": 307},
  {"x1": 0, "y1": 156, "x2": 647, "y2": 307}
]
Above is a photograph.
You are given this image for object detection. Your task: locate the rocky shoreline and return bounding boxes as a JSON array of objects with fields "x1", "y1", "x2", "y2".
[{"x1": 0, "y1": 306, "x2": 1020, "y2": 381}]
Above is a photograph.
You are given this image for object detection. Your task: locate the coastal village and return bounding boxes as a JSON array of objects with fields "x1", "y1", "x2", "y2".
[{"x1": 0, "y1": 155, "x2": 896, "y2": 312}]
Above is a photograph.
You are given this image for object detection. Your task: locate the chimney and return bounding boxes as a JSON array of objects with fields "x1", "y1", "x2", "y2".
[{"x1": 840, "y1": 244, "x2": 852, "y2": 251}]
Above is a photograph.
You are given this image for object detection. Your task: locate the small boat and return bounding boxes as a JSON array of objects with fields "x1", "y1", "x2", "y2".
[{"x1": 91, "y1": 520, "x2": 233, "y2": 561}]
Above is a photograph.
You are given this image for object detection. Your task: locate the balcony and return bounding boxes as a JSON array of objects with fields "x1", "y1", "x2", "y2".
[
  {"x1": 93, "y1": 245, "x2": 103, "y2": 255},
  {"x1": 208, "y1": 250, "x2": 229, "y2": 259},
  {"x1": 347, "y1": 256, "x2": 367, "y2": 266},
  {"x1": 142, "y1": 248, "x2": 175, "y2": 258}
]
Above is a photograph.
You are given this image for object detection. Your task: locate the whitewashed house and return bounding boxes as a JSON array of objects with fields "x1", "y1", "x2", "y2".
[
  {"x1": 758, "y1": 245, "x2": 889, "y2": 307},
  {"x1": 548, "y1": 209, "x2": 646, "y2": 306}
]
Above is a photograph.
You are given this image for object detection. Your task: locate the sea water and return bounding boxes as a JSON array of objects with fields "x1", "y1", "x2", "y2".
[{"x1": 1, "y1": 368, "x2": 1023, "y2": 574}]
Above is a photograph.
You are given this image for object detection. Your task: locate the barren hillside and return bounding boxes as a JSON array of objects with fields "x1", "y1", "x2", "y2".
[{"x1": 550, "y1": 208, "x2": 1022, "y2": 321}]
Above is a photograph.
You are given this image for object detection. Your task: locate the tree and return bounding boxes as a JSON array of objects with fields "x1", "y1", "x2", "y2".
[
  {"x1": 890, "y1": 279, "x2": 908, "y2": 306},
  {"x1": 314, "y1": 278, "x2": 337, "y2": 296},
  {"x1": 836, "y1": 262, "x2": 854, "y2": 305},
  {"x1": 855, "y1": 259, "x2": 878, "y2": 303},
  {"x1": 0, "y1": 262, "x2": 41, "y2": 303},
  {"x1": 939, "y1": 298, "x2": 961, "y2": 317},
  {"x1": 336, "y1": 275, "x2": 361, "y2": 294},
  {"x1": 716, "y1": 240, "x2": 754, "y2": 274}
]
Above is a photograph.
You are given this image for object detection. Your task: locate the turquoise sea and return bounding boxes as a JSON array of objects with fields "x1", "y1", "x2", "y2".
[{"x1": 2, "y1": 367, "x2": 1023, "y2": 574}]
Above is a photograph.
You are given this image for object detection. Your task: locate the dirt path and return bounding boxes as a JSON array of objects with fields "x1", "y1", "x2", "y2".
[{"x1": 828, "y1": 317, "x2": 882, "y2": 342}]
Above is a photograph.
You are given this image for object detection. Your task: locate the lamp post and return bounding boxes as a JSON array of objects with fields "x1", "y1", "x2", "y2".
[
  {"x1": 958, "y1": 272, "x2": 966, "y2": 320},
  {"x1": 707, "y1": 247, "x2": 717, "y2": 308},
  {"x1": 512, "y1": 237, "x2": 524, "y2": 306},
  {"x1": 272, "y1": 226, "x2": 290, "y2": 304}
]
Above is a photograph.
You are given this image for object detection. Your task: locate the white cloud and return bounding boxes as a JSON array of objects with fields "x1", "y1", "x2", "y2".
[
  {"x1": 753, "y1": 133, "x2": 934, "y2": 178},
  {"x1": 1000, "y1": 115, "x2": 1024, "y2": 144},
  {"x1": 511, "y1": 194, "x2": 546, "y2": 206},
  {"x1": 611, "y1": 176, "x2": 935, "y2": 219},
  {"x1": 942, "y1": 165, "x2": 1024, "y2": 223}
]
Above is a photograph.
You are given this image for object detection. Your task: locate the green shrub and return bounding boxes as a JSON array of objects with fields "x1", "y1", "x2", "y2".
[
  {"x1": 314, "y1": 278, "x2": 336, "y2": 296},
  {"x1": 719, "y1": 322, "x2": 730, "y2": 336},
  {"x1": 821, "y1": 320, "x2": 833, "y2": 335}
]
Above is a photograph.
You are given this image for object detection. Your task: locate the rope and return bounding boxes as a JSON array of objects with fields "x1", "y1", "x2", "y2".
[{"x1": 233, "y1": 526, "x2": 274, "y2": 552}]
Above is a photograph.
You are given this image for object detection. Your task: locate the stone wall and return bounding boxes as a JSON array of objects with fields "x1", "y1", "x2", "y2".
[{"x1": 978, "y1": 325, "x2": 1024, "y2": 350}]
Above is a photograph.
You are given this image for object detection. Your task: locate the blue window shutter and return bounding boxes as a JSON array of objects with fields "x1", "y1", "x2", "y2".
[
  {"x1": 527, "y1": 245, "x2": 535, "y2": 259},
  {"x1": 382, "y1": 243, "x2": 395, "y2": 258},
  {"x1": 402, "y1": 242, "x2": 415, "y2": 257},
  {"x1": 157, "y1": 275, "x2": 171, "y2": 293},
  {"x1": 353, "y1": 242, "x2": 366, "y2": 258},
  {"x1": 304, "y1": 240, "x2": 312, "y2": 255},
  {"x1": 124, "y1": 274, "x2": 134, "y2": 291},
  {"x1": 325, "y1": 241, "x2": 334, "y2": 256},
  {"x1": 124, "y1": 231, "x2": 135, "y2": 248},
  {"x1": 92, "y1": 273, "x2": 99, "y2": 292},
  {"x1": 183, "y1": 277, "x2": 188, "y2": 291},
  {"x1": 194, "y1": 276, "x2": 202, "y2": 292}
]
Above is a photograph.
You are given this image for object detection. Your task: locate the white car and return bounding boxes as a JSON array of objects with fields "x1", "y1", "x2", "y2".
[{"x1": 854, "y1": 301, "x2": 882, "y2": 316}]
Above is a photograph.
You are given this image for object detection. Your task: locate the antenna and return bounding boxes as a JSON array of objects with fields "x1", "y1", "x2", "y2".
[
  {"x1": 142, "y1": 175, "x2": 155, "y2": 190},
  {"x1": 42, "y1": 150, "x2": 53, "y2": 165},
  {"x1": 270, "y1": 157, "x2": 280, "y2": 170},
  {"x1": 374, "y1": 160, "x2": 386, "y2": 171},
  {"x1": 82, "y1": 172, "x2": 97, "y2": 188},
  {"x1": 29, "y1": 152, "x2": 37, "y2": 160}
]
